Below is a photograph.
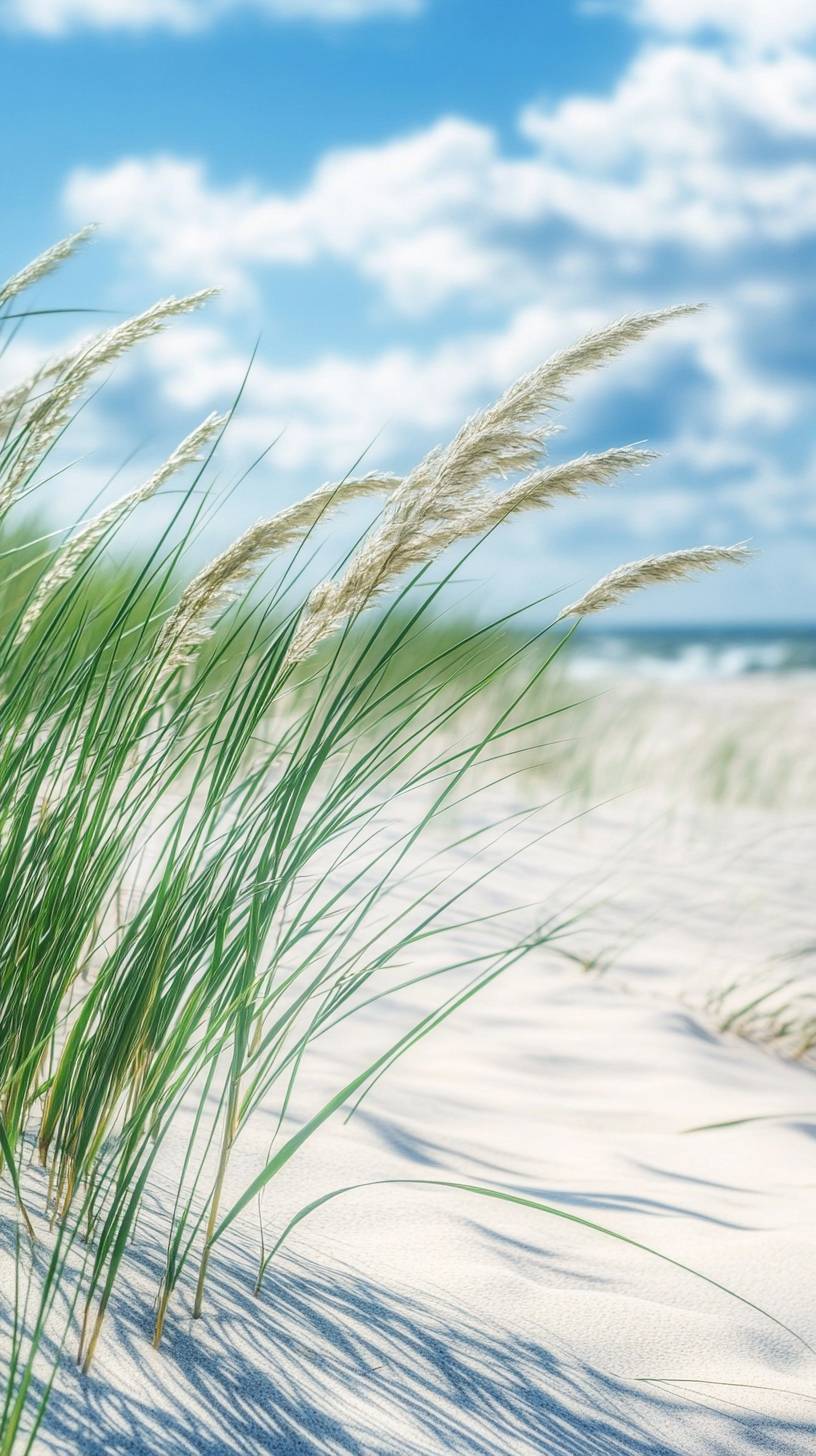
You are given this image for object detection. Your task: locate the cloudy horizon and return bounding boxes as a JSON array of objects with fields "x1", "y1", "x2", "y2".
[{"x1": 1, "y1": 0, "x2": 813, "y2": 624}]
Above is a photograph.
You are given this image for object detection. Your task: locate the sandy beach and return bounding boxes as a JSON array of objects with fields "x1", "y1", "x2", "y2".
[
  {"x1": 5, "y1": 671, "x2": 814, "y2": 1456},
  {"x1": 3, "y1": 10, "x2": 816, "y2": 1442}
]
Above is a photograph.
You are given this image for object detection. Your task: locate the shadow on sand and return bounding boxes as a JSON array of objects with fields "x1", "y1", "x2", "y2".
[{"x1": 19, "y1": 1222, "x2": 812, "y2": 1456}]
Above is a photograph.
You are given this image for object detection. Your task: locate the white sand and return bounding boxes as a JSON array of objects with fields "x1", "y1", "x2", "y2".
[{"x1": 6, "y1": 686, "x2": 816, "y2": 1455}]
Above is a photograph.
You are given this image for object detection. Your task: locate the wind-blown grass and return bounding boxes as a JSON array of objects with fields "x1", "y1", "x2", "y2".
[
  {"x1": 706, "y1": 957, "x2": 816, "y2": 1063},
  {"x1": 0, "y1": 234, "x2": 759, "y2": 1451},
  {"x1": 514, "y1": 671, "x2": 816, "y2": 810}
]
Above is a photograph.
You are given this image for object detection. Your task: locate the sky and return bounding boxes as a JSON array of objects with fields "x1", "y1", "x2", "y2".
[{"x1": 0, "y1": 0, "x2": 814, "y2": 624}]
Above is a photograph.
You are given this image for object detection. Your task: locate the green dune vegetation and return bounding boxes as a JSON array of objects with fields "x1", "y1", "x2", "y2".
[{"x1": 0, "y1": 233, "x2": 768, "y2": 1452}]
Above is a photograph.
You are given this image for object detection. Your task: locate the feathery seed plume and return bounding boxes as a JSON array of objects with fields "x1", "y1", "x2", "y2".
[
  {"x1": 349, "y1": 445, "x2": 654, "y2": 585},
  {"x1": 469, "y1": 445, "x2": 656, "y2": 531},
  {"x1": 556, "y1": 543, "x2": 752, "y2": 621},
  {"x1": 0, "y1": 227, "x2": 96, "y2": 309},
  {"x1": 286, "y1": 309, "x2": 696, "y2": 664},
  {"x1": 290, "y1": 445, "x2": 657, "y2": 662},
  {"x1": 16, "y1": 412, "x2": 225, "y2": 646},
  {"x1": 491, "y1": 305, "x2": 701, "y2": 431},
  {"x1": 353, "y1": 309, "x2": 693, "y2": 560},
  {"x1": 0, "y1": 342, "x2": 101, "y2": 434},
  {"x1": 0, "y1": 353, "x2": 77, "y2": 433},
  {"x1": 0, "y1": 290, "x2": 217, "y2": 514},
  {"x1": 158, "y1": 471, "x2": 402, "y2": 667},
  {"x1": 388, "y1": 305, "x2": 698, "y2": 528}
]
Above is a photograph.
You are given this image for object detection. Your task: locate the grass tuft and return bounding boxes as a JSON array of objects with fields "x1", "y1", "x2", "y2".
[{"x1": 0, "y1": 237, "x2": 763, "y2": 1451}]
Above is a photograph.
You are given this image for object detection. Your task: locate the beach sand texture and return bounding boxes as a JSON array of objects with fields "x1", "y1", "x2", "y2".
[{"x1": 3, "y1": 676, "x2": 815, "y2": 1456}]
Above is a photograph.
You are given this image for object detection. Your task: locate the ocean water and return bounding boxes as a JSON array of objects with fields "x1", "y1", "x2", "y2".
[{"x1": 565, "y1": 624, "x2": 816, "y2": 681}]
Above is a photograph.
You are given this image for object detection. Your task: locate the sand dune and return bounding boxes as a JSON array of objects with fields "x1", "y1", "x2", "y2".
[{"x1": 10, "y1": 693, "x2": 815, "y2": 1456}]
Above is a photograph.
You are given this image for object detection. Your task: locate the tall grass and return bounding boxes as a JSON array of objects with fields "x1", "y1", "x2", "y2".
[
  {"x1": 511, "y1": 672, "x2": 816, "y2": 810},
  {"x1": 0, "y1": 233, "x2": 755, "y2": 1450}
]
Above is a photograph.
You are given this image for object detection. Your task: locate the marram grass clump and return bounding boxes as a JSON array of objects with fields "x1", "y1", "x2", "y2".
[{"x1": 0, "y1": 232, "x2": 759, "y2": 1452}]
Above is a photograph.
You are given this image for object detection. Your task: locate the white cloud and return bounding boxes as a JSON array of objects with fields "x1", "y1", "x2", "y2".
[
  {"x1": 2, "y1": 0, "x2": 421, "y2": 35},
  {"x1": 142, "y1": 303, "x2": 591, "y2": 475},
  {"x1": 519, "y1": 44, "x2": 816, "y2": 249},
  {"x1": 605, "y1": 0, "x2": 816, "y2": 49},
  {"x1": 4, "y1": 0, "x2": 193, "y2": 30},
  {"x1": 40, "y1": 9, "x2": 815, "y2": 611},
  {"x1": 64, "y1": 121, "x2": 533, "y2": 312},
  {"x1": 57, "y1": 31, "x2": 812, "y2": 515},
  {"x1": 64, "y1": 42, "x2": 816, "y2": 313},
  {"x1": 139, "y1": 292, "x2": 779, "y2": 490}
]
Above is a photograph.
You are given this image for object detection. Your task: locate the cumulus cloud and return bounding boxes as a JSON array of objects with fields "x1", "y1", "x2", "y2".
[
  {"x1": 64, "y1": 121, "x2": 535, "y2": 311},
  {"x1": 133, "y1": 289, "x2": 787, "y2": 504},
  {"x1": 64, "y1": 42, "x2": 816, "y2": 311},
  {"x1": 1, "y1": 0, "x2": 421, "y2": 35},
  {"x1": 521, "y1": 43, "x2": 816, "y2": 247},
  {"x1": 40, "y1": 4, "x2": 815, "y2": 609},
  {"x1": 602, "y1": 0, "x2": 816, "y2": 49},
  {"x1": 141, "y1": 304, "x2": 589, "y2": 475}
]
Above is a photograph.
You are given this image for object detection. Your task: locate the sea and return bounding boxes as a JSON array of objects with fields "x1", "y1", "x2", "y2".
[{"x1": 565, "y1": 624, "x2": 816, "y2": 681}]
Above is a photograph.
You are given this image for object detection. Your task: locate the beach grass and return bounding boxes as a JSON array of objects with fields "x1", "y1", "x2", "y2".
[{"x1": 0, "y1": 234, "x2": 758, "y2": 1451}]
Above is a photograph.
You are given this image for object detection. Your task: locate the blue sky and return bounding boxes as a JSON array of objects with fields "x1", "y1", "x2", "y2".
[{"x1": 1, "y1": 0, "x2": 814, "y2": 623}]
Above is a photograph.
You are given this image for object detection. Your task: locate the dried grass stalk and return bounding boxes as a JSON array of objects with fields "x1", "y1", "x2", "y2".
[
  {"x1": 2, "y1": 237, "x2": 716, "y2": 679},
  {"x1": 556, "y1": 543, "x2": 752, "y2": 620},
  {"x1": 0, "y1": 290, "x2": 217, "y2": 514},
  {"x1": 287, "y1": 307, "x2": 696, "y2": 662},
  {"x1": 0, "y1": 227, "x2": 95, "y2": 309},
  {"x1": 469, "y1": 445, "x2": 657, "y2": 529},
  {"x1": 158, "y1": 471, "x2": 402, "y2": 667},
  {"x1": 16, "y1": 412, "x2": 225, "y2": 645}
]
